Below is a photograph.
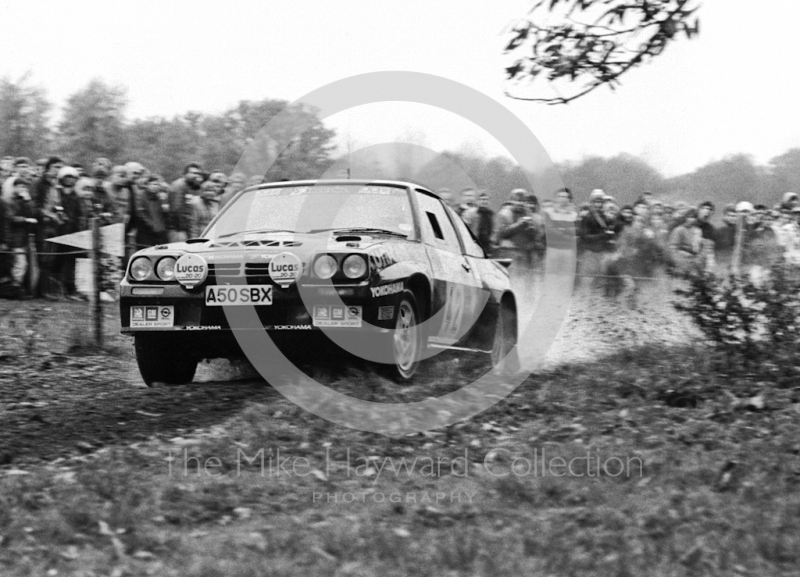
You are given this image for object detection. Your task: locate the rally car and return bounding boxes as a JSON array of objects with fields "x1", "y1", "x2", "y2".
[{"x1": 120, "y1": 180, "x2": 519, "y2": 385}]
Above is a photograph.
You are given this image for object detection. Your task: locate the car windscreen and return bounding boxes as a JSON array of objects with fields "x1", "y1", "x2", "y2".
[{"x1": 208, "y1": 184, "x2": 413, "y2": 238}]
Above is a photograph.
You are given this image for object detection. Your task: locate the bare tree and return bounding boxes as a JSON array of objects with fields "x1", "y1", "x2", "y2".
[
  {"x1": 504, "y1": 0, "x2": 701, "y2": 104},
  {"x1": 0, "y1": 73, "x2": 52, "y2": 158}
]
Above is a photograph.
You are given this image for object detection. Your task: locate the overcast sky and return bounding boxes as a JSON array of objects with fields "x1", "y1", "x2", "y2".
[{"x1": 1, "y1": 0, "x2": 798, "y2": 177}]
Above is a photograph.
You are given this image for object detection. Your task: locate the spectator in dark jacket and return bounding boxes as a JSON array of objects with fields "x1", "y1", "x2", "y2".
[
  {"x1": 133, "y1": 176, "x2": 168, "y2": 247},
  {"x1": 168, "y1": 162, "x2": 204, "y2": 241},
  {"x1": 461, "y1": 190, "x2": 494, "y2": 254},
  {"x1": 5, "y1": 179, "x2": 37, "y2": 292}
]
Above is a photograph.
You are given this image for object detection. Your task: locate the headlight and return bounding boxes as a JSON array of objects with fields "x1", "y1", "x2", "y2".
[
  {"x1": 342, "y1": 255, "x2": 367, "y2": 279},
  {"x1": 130, "y1": 257, "x2": 153, "y2": 281},
  {"x1": 156, "y1": 257, "x2": 177, "y2": 281},
  {"x1": 313, "y1": 255, "x2": 338, "y2": 279}
]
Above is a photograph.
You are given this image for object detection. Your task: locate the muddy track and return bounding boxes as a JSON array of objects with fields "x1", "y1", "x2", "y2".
[
  {"x1": 0, "y1": 350, "x2": 282, "y2": 467},
  {"x1": 0, "y1": 279, "x2": 701, "y2": 469}
]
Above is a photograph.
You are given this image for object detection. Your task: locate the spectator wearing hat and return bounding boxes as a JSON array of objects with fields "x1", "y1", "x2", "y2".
[
  {"x1": 461, "y1": 190, "x2": 495, "y2": 255},
  {"x1": 780, "y1": 192, "x2": 799, "y2": 212},
  {"x1": 578, "y1": 190, "x2": 619, "y2": 284},
  {"x1": 168, "y1": 162, "x2": 204, "y2": 242}
]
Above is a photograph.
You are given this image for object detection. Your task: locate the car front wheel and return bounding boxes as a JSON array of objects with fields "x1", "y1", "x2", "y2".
[
  {"x1": 134, "y1": 334, "x2": 198, "y2": 386},
  {"x1": 382, "y1": 291, "x2": 422, "y2": 381}
]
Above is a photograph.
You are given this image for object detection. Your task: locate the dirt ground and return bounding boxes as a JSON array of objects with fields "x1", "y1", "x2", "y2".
[{"x1": 0, "y1": 274, "x2": 701, "y2": 469}]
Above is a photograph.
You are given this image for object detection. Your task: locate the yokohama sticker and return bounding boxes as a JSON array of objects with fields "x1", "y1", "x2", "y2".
[
  {"x1": 269, "y1": 252, "x2": 303, "y2": 288},
  {"x1": 370, "y1": 282, "x2": 403, "y2": 298},
  {"x1": 174, "y1": 254, "x2": 208, "y2": 288}
]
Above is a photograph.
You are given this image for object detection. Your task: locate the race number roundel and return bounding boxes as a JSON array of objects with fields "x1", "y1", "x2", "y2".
[
  {"x1": 174, "y1": 254, "x2": 208, "y2": 288},
  {"x1": 269, "y1": 252, "x2": 302, "y2": 288}
]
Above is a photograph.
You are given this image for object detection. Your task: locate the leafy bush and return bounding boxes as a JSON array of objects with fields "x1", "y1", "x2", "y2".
[{"x1": 674, "y1": 263, "x2": 800, "y2": 366}]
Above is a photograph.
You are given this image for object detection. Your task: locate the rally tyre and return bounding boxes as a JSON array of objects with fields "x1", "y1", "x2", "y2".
[
  {"x1": 490, "y1": 301, "x2": 519, "y2": 375},
  {"x1": 383, "y1": 291, "x2": 423, "y2": 382},
  {"x1": 134, "y1": 334, "x2": 198, "y2": 386}
]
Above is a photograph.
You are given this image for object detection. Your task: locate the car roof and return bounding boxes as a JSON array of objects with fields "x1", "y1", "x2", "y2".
[{"x1": 242, "y1": 179, "x2": 436, "y2": 196}]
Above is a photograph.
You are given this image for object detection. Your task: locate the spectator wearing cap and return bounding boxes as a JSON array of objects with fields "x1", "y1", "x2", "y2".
[
  {"x1": 168, "y1": 162, "x2": 204, "y2": 242},
  {"x1": 579, "y1": 189, "x2": 616, "y2": 253},
  {"x1": 461, "y1": 190, "x2": 495, "y2": 255}
]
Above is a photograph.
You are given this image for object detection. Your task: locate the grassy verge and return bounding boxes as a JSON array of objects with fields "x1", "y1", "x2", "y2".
[{"x1": 2, "y1": 344, "x2": 800, "y2": 576}]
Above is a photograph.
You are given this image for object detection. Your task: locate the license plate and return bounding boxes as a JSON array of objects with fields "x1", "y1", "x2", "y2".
[
  {"x1": 205, "y1": 285, "x2": 273, "y2": 306},
  {"x1": 131, "y1": 305, "x2": 174, "y2": 328}
]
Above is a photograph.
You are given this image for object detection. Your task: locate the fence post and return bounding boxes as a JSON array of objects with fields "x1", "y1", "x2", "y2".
[
  {"x1": 91, "y1": 218, "x2": 103, "y2": 347},
  {"x1": 25, "y1": 231, "x2": 36, "y2": 296},
  {"x1": 731, "y1": 214, "x2": 744, "y2": 275}
]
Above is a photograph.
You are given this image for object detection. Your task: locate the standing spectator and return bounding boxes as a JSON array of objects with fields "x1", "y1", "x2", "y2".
[
  {"x1": 668, "y1": 208, "x2": 704, "y2": 275},
  {"x1": 56, "y1": 167, "x2": 84, "y2": 300},
  {"x1": 108, "y1": 165, "x2": 133, "y2": 224},
  {"x1": 578, "y1": 190, "x2": 617, "y2": 283},
  {"x1": 455, "y1": 187, "x2": 477, "y2": 218},
  {"x1": 542, "y1": 188, "x2": 577, "y2": 251},
  {"x1": 33, "y1": 159, "x2": 47, "y2": 180},
  {"x1": 132, "y1": 176, "x2": 168, "y2": 248},
  {"x1": 461, "y1": 190, "x2": 494, "y2": 254},
  {"x1": 5, "y1": 179, "x2": 37, "y2": 296},
  {"x1": 189, "y1": 180, "x2": 221, "y2": 238},
  {"x1": 697, "y1": 201, "x2": 716, "y2": 269},
  {"x1": 525, "y1": 193, "x2": 546, "y2": 267},
  {"x1": 33, "y1": 156, "x2": 65, "y2": 297},
  {"x1": 494, "y1": 189, "x2": 537, "y2": 269},
  {"x1": 619, "y1": 205, "x2": 635, "y2": 227},
  {"x1": 219, "y1": 172, "x2": 247, "y2": 208},
  {"x1": 168, "y1": 162, "x2": 204, "y2": 242},
  {"x1": 2, "y1": 157, "x2": 34, "y2": 202}
]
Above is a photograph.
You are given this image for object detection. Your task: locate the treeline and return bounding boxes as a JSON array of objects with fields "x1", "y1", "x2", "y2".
[
  {"x1": 0, "y1": 75, "x2": 336, "y2": 182},
  {"x1": 3, "y1": 74, "x2": 799, "y2": 209}
]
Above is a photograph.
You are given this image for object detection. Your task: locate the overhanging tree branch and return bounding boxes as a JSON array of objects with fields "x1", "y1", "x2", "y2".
[{"x1": 503, "y1": 0, "x2": 701, "y2": 104}]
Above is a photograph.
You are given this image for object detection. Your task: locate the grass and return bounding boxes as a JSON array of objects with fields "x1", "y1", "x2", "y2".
[{"x1": 2, "y1": 343, "x2": 800, "y2": 576}]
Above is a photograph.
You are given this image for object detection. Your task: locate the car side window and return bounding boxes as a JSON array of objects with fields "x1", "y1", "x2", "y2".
[
  {"x1": 449, "y1": 209, "x2": 486, "y2": 258},
  {"x1": 415, "y1": 190, "x2": 462, "y2": 254}
]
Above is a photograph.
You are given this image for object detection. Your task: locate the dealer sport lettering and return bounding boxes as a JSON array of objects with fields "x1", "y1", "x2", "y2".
[{"x1": 371, "y1": 282, "x2": 403, "y2": 298}]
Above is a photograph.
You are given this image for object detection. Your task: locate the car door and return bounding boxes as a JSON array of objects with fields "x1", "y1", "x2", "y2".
[{"x1": 414, "y1": 189, "x2": 482, "y2": 346}]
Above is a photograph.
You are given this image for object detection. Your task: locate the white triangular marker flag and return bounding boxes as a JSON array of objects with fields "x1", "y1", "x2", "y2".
[{"x1": 46, "y1": 223, "x2": 126, "y2": 257}]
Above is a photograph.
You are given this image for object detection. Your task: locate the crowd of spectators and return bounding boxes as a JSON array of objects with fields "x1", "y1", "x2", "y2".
[
  {"x1": 2, "y1": 156, "x2": 798, "y2": 303},
  {"x1": 442, "y1": 185, "x2": 800, "y2": 298},
  {"x1": 0, "y1": 155, "x2": 251, "y2": 300}
]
